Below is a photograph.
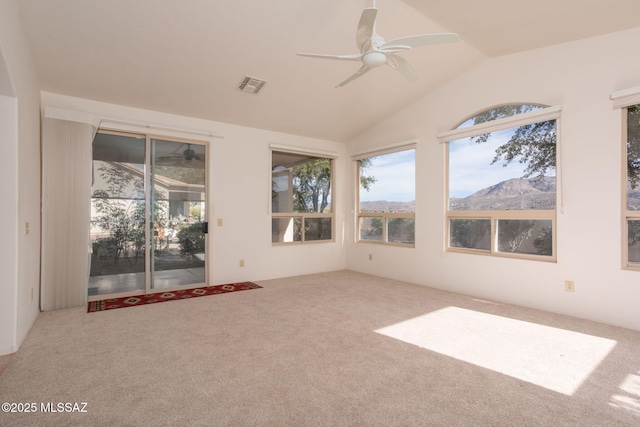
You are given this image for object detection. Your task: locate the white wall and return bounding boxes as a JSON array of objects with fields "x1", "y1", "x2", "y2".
[
  {"x1": 41, "y1": 92, "x2": 348, "y2": 287},
  {"x1": 0, "y1": 92, "x2": 18, "y2": 356},
  {"x1": 0, "y1": 0, "x2": 42, "y2": 355},
  {"x1": 346, "y1": 27, "x2": 640, "y2": 331}
]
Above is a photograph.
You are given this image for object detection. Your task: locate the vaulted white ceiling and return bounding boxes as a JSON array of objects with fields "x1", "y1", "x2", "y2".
[{"x1": 16, "y1": 0, "x2": 640, "y2": 141}]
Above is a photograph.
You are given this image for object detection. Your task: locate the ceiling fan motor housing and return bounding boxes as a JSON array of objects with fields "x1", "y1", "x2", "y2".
[
  {"x1": 362, "y1": 51, "x2": 387, "y2": 68},
  {"x1": 183, "y1": 147, "x2": 196, "y2": 160}
]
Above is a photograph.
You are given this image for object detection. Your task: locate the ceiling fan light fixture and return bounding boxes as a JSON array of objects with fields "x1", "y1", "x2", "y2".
[{"x1": 362, "y1": 51, "x2": 387, "y2": 68}]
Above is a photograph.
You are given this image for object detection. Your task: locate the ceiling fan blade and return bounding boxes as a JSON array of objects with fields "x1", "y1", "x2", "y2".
[
  {"x1": 156, "y1": 156, "x2": 204, "y2": 168},
  {"x1": 386, "y1": 54, "x2": 417, "y2": 83},
  {"x1": 297, "y1": 52, "x2": 363, "y2": 61},
  {"x1": 380, "y1": 33, "x2": 459, "y2": 51},
  {"x1": 335, "y1": 65, "x2": 372, "y2": 88},
  {"x1": 356, "y1": 8, "x2": 377, "y2": 51}
]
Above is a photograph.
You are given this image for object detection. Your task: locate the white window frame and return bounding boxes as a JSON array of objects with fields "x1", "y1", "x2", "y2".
[
  {"x1": 439, "y1": 105, "x2": 561, "y2": 262},
  {"x1": 352, "y1": 142, "x2": 417, "y2": 248},
  {"x1": 270, "y1": 145, "x2": 336, "y2": 245}
]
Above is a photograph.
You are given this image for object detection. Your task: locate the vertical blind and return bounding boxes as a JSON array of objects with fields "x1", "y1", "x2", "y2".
[{"x1": 41, "y1": 108, "x2": 98, "y2": 311}]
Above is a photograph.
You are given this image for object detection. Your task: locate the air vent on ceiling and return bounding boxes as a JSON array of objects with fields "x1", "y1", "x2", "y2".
[{"x1": 238, "y1": 76, "x2": 267, "y2": 95}]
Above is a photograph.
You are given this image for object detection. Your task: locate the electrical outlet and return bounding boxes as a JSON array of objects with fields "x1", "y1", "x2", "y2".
[
  {"x1": 239, "y1": 259, "x2": 245, "y2": 267},
  {"x1": 565, "y1": 280, "x2": 575, "y2": 292},
  {"x1": 368, "y1": 254, "x2": 373, "y2": 261},
  {"x1": 217, "y1": 218, "x2": 223, "y2": 227},
  {"x1": 24, "y1": 222, "x2": 30, "y2": 235}
]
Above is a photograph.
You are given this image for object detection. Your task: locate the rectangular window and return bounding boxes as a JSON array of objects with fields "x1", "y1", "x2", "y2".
[
  {"x1": 356, "y1": 148, "x2": 415, "y2": 246},
  {"x1": 496, "y1": 219, "x2": 553, "y2": 256},
  {"x1": 449, "y1": 218, "x2": 491, "y2": 251},
  {"x1": 446, "y1": 108, "x2": 557, "y2": 261},
  {"x1": 271, "y1": 150, "x2": 333, "y2": 244},
  {"x1": 624, "y1": 104, "x2": 640, "y2": 268}
]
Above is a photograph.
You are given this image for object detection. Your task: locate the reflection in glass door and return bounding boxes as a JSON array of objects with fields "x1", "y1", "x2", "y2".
[
  {"x1": 151, "y1": 139, "x2": 206, "y2": 290},
  {"x1": 88, "y1": 132, "x2": 207, "y2": 298},
  {"x1": 89, "y1": 132, "x2": 147, "y2": 297}
]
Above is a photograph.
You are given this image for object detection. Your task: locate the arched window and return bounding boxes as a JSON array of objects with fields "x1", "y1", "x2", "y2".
[
  {"x1": 440, "y1": 104, "x2": 560, "y2": 260},
  {"x1": 455, "y1": 104, "x2": 546, "y2": 128}
]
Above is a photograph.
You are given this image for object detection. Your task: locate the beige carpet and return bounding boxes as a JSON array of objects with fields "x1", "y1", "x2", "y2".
[{"x1": 1, "y1": 270, "x2": 639, "y2": 426}]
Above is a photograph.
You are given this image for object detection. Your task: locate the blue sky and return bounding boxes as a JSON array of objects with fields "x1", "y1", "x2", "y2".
[
  {"x1": 448, "y1": 129, "x2": 530, "y2": 199},
  {"x1": 360, "y1": 149, "x2": 415, "y2": 202},
  {"x1": 358, "y1": 129, "x2": 557, "y2": 202}
]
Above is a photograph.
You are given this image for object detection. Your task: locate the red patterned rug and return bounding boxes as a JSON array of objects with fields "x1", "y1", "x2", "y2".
[{"x1": 88, "y1": 282, "x2": 262, "y2": 312}]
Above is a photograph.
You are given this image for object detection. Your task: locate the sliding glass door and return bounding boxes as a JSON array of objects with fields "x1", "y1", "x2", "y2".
[
  {"x1": 89, "y1": 132, "x2": 146, "y2": 296},
  {"x1": 88, "y1": 131, "x2": 207, "y2": 299},
  {"x1": 150, "y1": 138, "x2": 206, "y2": 290}
]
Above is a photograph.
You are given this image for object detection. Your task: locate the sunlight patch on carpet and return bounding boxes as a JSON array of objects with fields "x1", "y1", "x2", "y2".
[
  {"x1": 375, "y1": 307, "x2": 617, "y2": 395},
  {"x1": 610, "y1": 371, "x2": 640, "y2": 416}
]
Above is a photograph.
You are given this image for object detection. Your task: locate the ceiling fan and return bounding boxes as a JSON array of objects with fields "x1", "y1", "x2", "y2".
[
  {"x1": 155, "y1": 144, "x2": 204, "y2": 168},
  {"x1": 297, "y1": 0, "x2": 459, "y2": 88}
]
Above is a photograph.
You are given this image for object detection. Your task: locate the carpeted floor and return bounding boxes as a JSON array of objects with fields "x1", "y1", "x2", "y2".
[{"x1": 1, "y1": 270, "x2": 639, "y2": 426}]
